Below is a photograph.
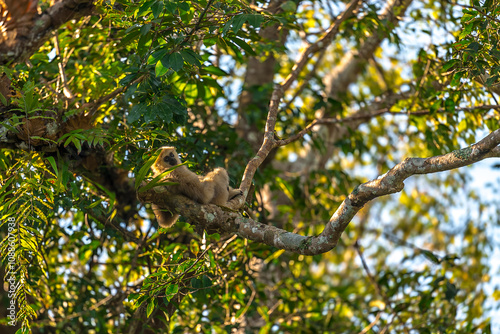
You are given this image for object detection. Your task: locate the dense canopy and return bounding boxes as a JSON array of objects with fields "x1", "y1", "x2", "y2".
[{"x1": 0, "y1": 0, "x2": 499, "y2": 333}]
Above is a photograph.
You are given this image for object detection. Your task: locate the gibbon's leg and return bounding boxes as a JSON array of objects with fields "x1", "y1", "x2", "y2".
[
  {"x1": 171, "y1": 166, "x2": 215, "y2": 204},
  {"x1": 203, "y1": 167, "x2": 230, "y2": 205},
  {"x1": 152, "y1": 204, "x2": 179, "y2": 228}
]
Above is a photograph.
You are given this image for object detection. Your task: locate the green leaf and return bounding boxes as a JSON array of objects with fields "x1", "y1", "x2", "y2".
[
  {"x1": 444, "y1": 98, "x2": 455, "y2": 112},
  {"x1": 136, "y1": 0, "x2": 155, "y2": 17},
  {"x1": 178, "y1": 1, "x2": 190, "y2": 12},
  {"x1": 134, "y1": 153, "x2": 158, "y2": 189},
  {"x1": 137, "y1": 33, "x2": 152, "y2": 55},
  {"x1": 441, "y1": 59, "x2": 459, "y2": 72},
  {"x1": 162, "y1": 96, "x2": 186, "y2": 115},
  {"x1": 160, "y1": 53, "x2": 170, "y2": 68},
  {"x1": 152, "y1": 1, "x2": 164, "y2": 19},
  {"x1": 155, "y1": 60, "x2": 168, "y2": 77},
  {"x1": 281, "y1": 0, "x2": 297, "y2": 12},
  {"x1": 420, "y1": 250, "x2": 441, "y2": 264},
  {"x1": 164, "y1": 1, "x2": 177, "y2": 14},
  {"x1": 165, "y1": 284, "x2": 179, "y2": 302},
  {"x1": 246, "y1": 14, "x2": 264, "y2": 28},
  {"x1": 485, "y1": 75, "x2": 499, "y2": 86},
  {"x1": 459, "y1": 23, "x2": 474, "y2": 39},
  {"x1": 466, "y1": 41, "x2": 480, "y2": 53},
  {"x1": 229, "y1": 36, "x2": 256, "y2": 56},
  {"x1": 128, "y1": 103, "x2": 147, "y2": 124},
  {"x1": 180, "y1": 49, "x2": 201, "y2": 67},
  {"x1": 45, "y1": 156, "x2": 58, "y2": 177},
  {"x1": 444, "y1": 281, "x2": 458, "y2": 300},
  {"x1": 224, "y1": 14, "x2": 247, "y2": 35},
  {"x1": 71, "y1": 137, "x2": 82, "y2": 154},
  {"x1": 140, "y1": 23, "x2": 152, "y2": 35},
  {"x1": 146, "y1": 298, "x2": 157, "y2": 318},
  {"x1": 120, "y1": 73, "x2": 139, "y2": 86},
  {"x1": 173, "y1": 112, "x2": 187, "y2": 124},
  {"x1": 155, "y1": 103, "x2": 173, "y2": 123},
  {"x1": 450, "y1": 71, "x2": 464, "y2": 86},
  {"x1": 430, "y1": 100, "x2": 441, "y2": 113},
  {"x1": 0, "y1": 91, "x2": 7, "y2": 105},
  {"x1": 191, "y1": 278, "x2": 202, "y2": 289},
  {"x1": 202, "y1": 66, "x2": 228, "y2": 76},
  {"x1": 169, "y1": 52, "x2": 184, "y2": 72}
]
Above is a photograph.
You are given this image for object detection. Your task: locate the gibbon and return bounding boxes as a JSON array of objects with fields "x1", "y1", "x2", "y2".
[{"x1": 151, "y1": 146, "x2": 243, "y2": 228}]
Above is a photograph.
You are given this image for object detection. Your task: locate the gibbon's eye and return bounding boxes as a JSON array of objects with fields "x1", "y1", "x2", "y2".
[{"x1": 169, "y1": 152, "x2": 174, "y2": 157}]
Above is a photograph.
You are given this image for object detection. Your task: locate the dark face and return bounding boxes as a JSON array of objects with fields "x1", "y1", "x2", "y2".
[{"x1": 163, "y1": 150, "x2": 178, "y2": 166}]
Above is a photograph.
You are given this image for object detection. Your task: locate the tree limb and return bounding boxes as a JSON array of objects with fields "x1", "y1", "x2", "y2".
[
  {"x1": 139, "y1": 129, "x2": 500, "y2": 255},
  {"x1": 0, "y1": 0, "x2": 95, "y2": 65}
]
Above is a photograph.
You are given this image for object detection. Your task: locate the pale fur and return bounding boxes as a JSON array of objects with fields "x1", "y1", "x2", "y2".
[{"x1": 151, "y1": 146, "x2": 242, "y2": 228}]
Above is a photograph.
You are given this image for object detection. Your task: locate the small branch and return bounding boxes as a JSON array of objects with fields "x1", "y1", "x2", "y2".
[
  {"x1": 280, "y1": 0, "x2": 361, "y2": 93},
  {"x1": 89, "y1": 212, "x2": 141, "y2": 244},
  {"x1": 355, "y1": 241, "x2": 409, "y2": 333},
  {"x1": 283, "y1": 48, "x2": 327, "y2": 112},
  {"x1": 447, "y1": 0, "x2": 500, "y2": 25},
  {"x1": 277, "y1": 104, "x2": 500, "y2": 146},
  {"x1": 358, "y1": 311, "x2": 382, "y2": 334},
  {"x1": 85, "y1": 75, "x2": 145, "y2": 117},
  {"x1": 53, "y1": 33, "x2": 75, "y2": 100}
]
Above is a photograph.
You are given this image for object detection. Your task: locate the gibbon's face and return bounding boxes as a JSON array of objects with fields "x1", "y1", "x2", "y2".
[{"x1": 159, "y1": 147, "x2": 180, "y2": 168}]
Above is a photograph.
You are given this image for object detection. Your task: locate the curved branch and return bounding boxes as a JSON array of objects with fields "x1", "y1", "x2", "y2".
[{"x1": 139, "y1": 129, "x2": 500, "y2": 255}]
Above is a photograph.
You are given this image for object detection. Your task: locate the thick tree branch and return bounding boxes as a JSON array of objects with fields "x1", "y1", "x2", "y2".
[
  {"x1": 280, "y1": 0, "x2": 361, "y2": 93},
  {"x1": 0, "y1": 0, "x2": 95, "y2": 65},
  {"x1": 324, "y1": 0, "x2": 413, "y2": 98},
  {"x1": 139, "y1": 129, "x2": 500, "y2": 255}
]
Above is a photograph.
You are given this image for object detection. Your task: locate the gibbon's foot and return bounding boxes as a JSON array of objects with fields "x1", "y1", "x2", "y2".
[{"x1": 229, "y1": 189, "x2": 243, "y2": 201}]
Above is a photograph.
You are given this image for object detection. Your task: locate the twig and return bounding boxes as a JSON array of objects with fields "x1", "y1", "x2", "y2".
[
  {"x1": 447, "y1": 0, "x2": 500, "y2": 24},
  {"x1": 277, "y1": 104, "x2": 500, "y2": 146},
  {"x1": 355, "y1": 241, "x2": 409, "y2": 333},
  {"x1": 53, "y1": 33, "x2": 74, "y2": 100},
  {"x1": 283, "y1": 48, "x2": 327, "y2": 112},
  {"x1": 358, "y1": 311, "x2": 382, "y2": 334},
  {"x1": 86, "y1": 75, "x2": 145, "y2": 117}
]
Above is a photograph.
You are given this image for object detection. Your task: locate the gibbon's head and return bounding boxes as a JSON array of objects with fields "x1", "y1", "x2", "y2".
[{"x1": 152, "y1": 146, "x2": 181, "y2": 174}]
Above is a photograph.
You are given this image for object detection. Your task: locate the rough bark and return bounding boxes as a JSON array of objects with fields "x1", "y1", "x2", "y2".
[{"x1": 0, "y1": 0, "x2": 95, "y2": 65}]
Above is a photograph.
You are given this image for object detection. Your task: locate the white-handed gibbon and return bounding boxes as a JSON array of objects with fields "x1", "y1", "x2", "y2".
[{"x1": 151, "y1": 146, "x2": 243, "y2": 228}]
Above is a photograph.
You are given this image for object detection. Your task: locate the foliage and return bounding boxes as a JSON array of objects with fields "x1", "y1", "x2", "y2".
[{"x1": 0, "y1": 0, "x2": 499, "y2": 333}]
